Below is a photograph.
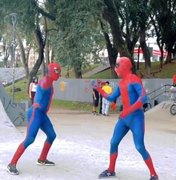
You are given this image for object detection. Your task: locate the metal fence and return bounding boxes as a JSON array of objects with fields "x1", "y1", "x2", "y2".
[{"x1": 53, "y1": 78, "x2": 172, "y2": 103}]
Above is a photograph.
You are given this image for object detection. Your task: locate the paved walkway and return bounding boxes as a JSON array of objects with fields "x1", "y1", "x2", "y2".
[{"x1": 0, "y1": 101, "x2": 176, "y2": 180}]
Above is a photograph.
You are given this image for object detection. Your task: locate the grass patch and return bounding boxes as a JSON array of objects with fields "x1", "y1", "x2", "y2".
[
  {"x1": 51, "y1": 99, "x2": 92, "y2": 112},
  {"x1": 90, "y1": 68, "x2": 115, "y2": 79},
  {"x1": 4, "y1": 79, "x2": 28, "y2": 102},
  {"x1": 155, "y1": 61, "x2": 176, "y2": 78},
  {"x1": 90, "y1": 61, "x2": 176, "y2": 79},
  {"x1": 4, "y1": 80, "x2": 93, "y2": 111},
  {"x1": 61, "y1": 63, "x2": 100, "y2": 78},
  {"x1": 135, "y1": 61, "x2": 176, "y2": 78},
  {"x1": 51, "y1": 99, "x2": 120, "y2": 114}
]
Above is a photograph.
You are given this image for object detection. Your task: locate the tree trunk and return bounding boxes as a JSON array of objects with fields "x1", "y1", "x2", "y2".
[
  {"x1": 16, "y1": 33, "x2": 29, "y2": 78},
  {"x1": 45, "y1": 38, "x2": 50, "y2": 66},
  {"x1": 2, "y1": 40, "x2": 10, "y2": 67},
  {"x1": 159, "y1": 48, "x2": 164, "y2": 69},
  {"x1": 100, "y1": 20, "x2": 117, "y2": 78},
  {"x1": 74, "y1": 64, "x2": 82, "y2": 78},
  {"x1": 139, "y1": 31, "x2": 151, "y2": 76},
  {"x1": 165, "y1": 50, "x2": 172, "y2": 64},
  {"x1": 28, "y1": 25, "x2": 45, "y2": 90},
  {"x1": 103, "y1": 9, "x2": 130, "y2": 58},
  {"x1": 136, "y1": 46, "x2": 141, "y2": 70},
  {"x1": 43, "y1": 17, "x2": 49, "y2": 73},
  {"x1": 102, "y1": 4, "x2": 134, "y2": 73}
]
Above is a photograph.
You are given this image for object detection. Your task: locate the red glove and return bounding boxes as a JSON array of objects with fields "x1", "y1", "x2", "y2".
[{"x1": 110, "y1": 102, "x2": 117, "y2": 111}]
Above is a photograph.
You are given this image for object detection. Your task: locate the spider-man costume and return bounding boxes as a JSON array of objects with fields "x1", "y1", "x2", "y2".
[
  {"x1": 7, "y1": 62, "x2": 61, "y2": 175},
  {"x1": 98, "y1": 57, "x2": 158, "y2": 180}
]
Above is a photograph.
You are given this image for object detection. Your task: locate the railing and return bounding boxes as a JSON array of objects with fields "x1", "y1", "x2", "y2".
[{"x1": 146, "y1": 84, "x2": 172, "y2": 106}]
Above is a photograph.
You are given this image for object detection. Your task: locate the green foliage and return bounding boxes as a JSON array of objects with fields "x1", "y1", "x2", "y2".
[
  {"x1": 5, "y1": 78, "x2": 28, "y2": 102},
  {"x1": 49, "y1": 0, "x2": 105, "y2": 77},
  {"x1": 1, "y1": 0, "x2": 176, "y2": 78},
  {"x1": 90, "y1": 68, "x2": 116, "y2": 79},
  {"x1": 51, "y1": 99, "x2": 92, "y2": 112},
  {"x1": 138, "y1": 61, "x2": 176, "y2": 78},
  {"x1": 150, "y1": 0, "x2": 176, "y2": 53}
]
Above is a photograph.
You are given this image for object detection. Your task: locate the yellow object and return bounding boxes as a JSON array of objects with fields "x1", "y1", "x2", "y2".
[
  {"x1": 102, "y1": 85, "x2": 112, "y2": 94},
  {"x1": 59, "y1": 81, "x2": 67, "y2": 91}
]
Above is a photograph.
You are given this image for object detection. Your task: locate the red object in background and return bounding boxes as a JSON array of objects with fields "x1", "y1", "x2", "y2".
[
  {"x1": 173, "y1": 75, "x2": 176, "y2": 84},
  {"x1": 133, "y1": 48, "x2": 167, "y2": 57}
]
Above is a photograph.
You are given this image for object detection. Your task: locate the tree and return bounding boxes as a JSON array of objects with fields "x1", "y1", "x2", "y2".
[
  {"x1": 1, "y1": 0, "x2": 176, "y2": 81},
  {"x1": 150, "y1": 0, "x2": 176, "y2": 66},
  {"x1": 0, "y1": 0, "x2": 57, "y2": 87},
  {"x1": 49, "y1": 0, "x2": 104, "y2": 78},
  {"x1": 102, "y1": 0, "x2": 147, "y2": 73},
  {"x1": 100, "y1": 20, "x2": 117, "y2": 78},
  {"x1": 137, "y1": 0, "x2": 152, "y2": 75}
]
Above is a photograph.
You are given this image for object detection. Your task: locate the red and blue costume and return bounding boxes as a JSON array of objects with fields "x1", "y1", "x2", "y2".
[
  {"x1": 8, "y1": 62, "x2": 61, "y2": 174},
  {"x1": 98, "y1": 57, "x2": 158, "y2": 180}
]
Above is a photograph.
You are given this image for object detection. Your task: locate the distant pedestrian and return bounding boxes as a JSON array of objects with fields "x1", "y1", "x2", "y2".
[
  {"x1": 29, "y1": 76, "x2": 38, "y2": 104},
  {"x1": 92, "y1": 87, "x2": 99, "y2": 115},
  {"x1": 169, "y1": 74, "x2": 176, "y2": 101},
  {"x1": 172, "y1": 74, "x2": 176, "y2": 85},
  {"x1": 99, "y1": 82, "x2": 106, "y2": 114},
  {"x1": 101, "y1": 81, "x2": 112, "y2": 116},
  {"x1": 170, "y1": 86, "x2": 176, "y2": 101}
]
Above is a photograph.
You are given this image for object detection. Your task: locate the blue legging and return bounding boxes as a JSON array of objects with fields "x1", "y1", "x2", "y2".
[
  {"x1": 22, "y1": 107, "x2": 56, "y2": 148},
  {"x1": 110, "y1": 110, "x2": 150, "y2": 160}
]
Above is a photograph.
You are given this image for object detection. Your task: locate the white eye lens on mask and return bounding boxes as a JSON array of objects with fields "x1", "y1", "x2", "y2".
[{"x1": 54, "y1": 67, "x2": 60, "y2": 74}]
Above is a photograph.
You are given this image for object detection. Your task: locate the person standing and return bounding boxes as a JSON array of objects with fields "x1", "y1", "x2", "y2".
[
  {"x1": 29, "y1": 76, "x2": 38, "y2": 104},
  {"x1": 7, "y1": 62, "x2": 61, "y2": 175},
  {"x1": 95, "y1": 57, "x2": 158, "y2": 180},
  {"x1": 99, "y1": 82, "x2": 105, "y2": 114},
  {"x1": 172, "y1": 74, "x2": 176, "y2": 85},
  {"x1": 92, "y1": 87, "x2": 99, "y2": 115},
  {"x1": 101, "y1": 81, "x2": 112, "y2": 116},
  {"x1": 170, "y1": 75, "x2": 176, "y2": 101}
]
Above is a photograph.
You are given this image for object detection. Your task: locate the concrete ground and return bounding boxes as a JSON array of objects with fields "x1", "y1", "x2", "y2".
[{"x1": 0, "y1": 101, "x2": 176, "y2": 180}]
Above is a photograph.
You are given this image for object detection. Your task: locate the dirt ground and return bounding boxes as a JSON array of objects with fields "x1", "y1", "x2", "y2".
[{"x1": 0, "y1": 101, "x2": 176, "y2": 180}]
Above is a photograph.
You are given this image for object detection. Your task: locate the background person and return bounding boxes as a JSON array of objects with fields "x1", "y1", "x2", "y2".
[
  {"x1": 92, "y1": 87, "x2": 99, "y2": 115},
  {"x1": 170, "y1": 75, "x2": 176, "y2": 101},
  {"x1": 29, "y1": 76, "x2": 38, "y2": 104},
  {"x1": 172, "y1": 74, "x2": 176, "y2": 85},
  {"x1": 101, "y1": 81, "x2": 112, "y2": 116},
  {"x1": 99, "y1": 82, "x2": 105, "y2": 114}
]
